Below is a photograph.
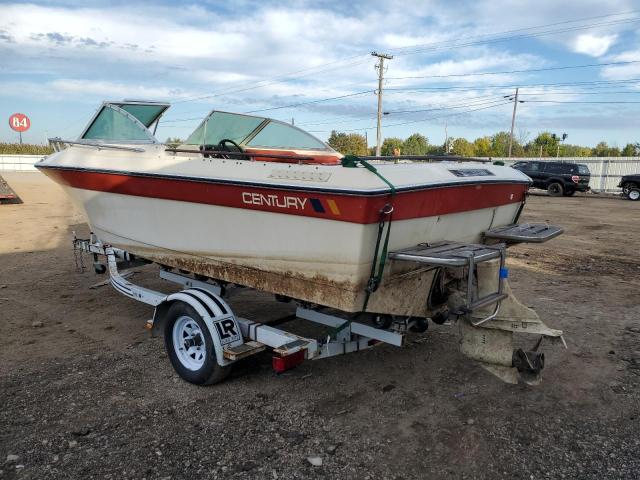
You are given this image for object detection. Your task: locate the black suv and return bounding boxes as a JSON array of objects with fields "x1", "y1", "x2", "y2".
[
  {"x1": 618, "y1": 174, "x2": 640, "y2": 201},
  {"x1": 512, "y1": 161, "x2": 591, "y2": 197}
]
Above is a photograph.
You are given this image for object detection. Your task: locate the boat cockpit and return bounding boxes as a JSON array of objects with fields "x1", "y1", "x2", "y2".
[
  {"x1": 181, "y1": 110, "x2": 341, "y2": 164},
  {"x1": 58, "y1": 101, "x2": 341, "y2": 165}
]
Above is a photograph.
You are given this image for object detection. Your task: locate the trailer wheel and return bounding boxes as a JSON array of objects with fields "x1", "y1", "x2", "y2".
[
  {"x1": 163, "y1": 302, "x2": 231, "y2": 385},
  {"x1": 628, "y1": 189, "x2": 640, "y2": 201}
]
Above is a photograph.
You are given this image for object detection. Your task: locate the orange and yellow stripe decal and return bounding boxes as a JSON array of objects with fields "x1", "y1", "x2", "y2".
[{"x1": 326, "y1": 199, "x2": 341, "y2": 215}]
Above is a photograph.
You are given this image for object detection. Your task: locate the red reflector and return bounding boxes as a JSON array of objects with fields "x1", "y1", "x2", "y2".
[
  {"x1": 571, "y1": 175, "x2": 580, "y2": 183},
  {"x1": 272, "y1": 350, "x2": 305, "y2": 373}
]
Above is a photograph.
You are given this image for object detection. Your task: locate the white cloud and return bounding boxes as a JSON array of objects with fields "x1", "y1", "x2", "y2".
[
  {"x1": 572, "y1": 33, "x2": 618, "y2": 57},
  {"x1": 1, "y1": 0, "x2": 639, "y2": 146},
  {"x1": 601, "y1": 48, "x2": 640, "y2": 80}
]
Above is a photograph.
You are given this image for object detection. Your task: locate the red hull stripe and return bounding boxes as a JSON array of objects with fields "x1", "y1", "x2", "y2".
[{"x1": 40, "y1": 167, "x2": 527, "y2": 224}]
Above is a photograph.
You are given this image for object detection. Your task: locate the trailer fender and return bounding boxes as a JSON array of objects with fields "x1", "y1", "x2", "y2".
[{"x1": 153, "y1": 288, "x2": 243, "y2": 367}]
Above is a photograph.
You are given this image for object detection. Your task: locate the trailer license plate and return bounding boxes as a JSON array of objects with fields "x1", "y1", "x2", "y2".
[{"x1": 213, "y1": 318, "x2": 241, "y2": 345}]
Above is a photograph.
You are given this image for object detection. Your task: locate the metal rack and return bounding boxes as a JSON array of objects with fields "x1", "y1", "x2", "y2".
[
  {"x1": 390, "y1": 242, "x2": 508, "y2": 326},
  {"x1": 484, "y1": 223, "x2": 564, "y2": 243}
]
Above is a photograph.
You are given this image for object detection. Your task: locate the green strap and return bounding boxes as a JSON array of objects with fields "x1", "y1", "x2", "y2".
[
  {"x1": 331, "y1": 208, "x2": 393, "y2": 338},
  {"x1": 362, "y1": 208, "x2": 393, "y2": 312},
  {"x1": 326, "y1": 156, "x2": 398, "y2": 339},
  {"x1": 342, "y1": 155, "x2": 396, "y2": 195},
  {"x1": 340, "y1": 155, "x2": 398, "y2": 322}
]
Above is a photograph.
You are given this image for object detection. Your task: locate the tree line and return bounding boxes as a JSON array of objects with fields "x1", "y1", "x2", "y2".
[
  {"x1": 3, "y1": 132, "x2": 637, "y2": 158},
  {"x1": 0, "y1": 142, "x2": 54, "y2": 155},
  {"x1": 327, "y1": 130, "x2": 640, "y2": 158}
]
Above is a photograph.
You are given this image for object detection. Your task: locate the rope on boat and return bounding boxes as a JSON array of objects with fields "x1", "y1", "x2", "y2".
[
  {"x1": 341, "y1": 155, "x2": 397, "y2": 195},
  {"x1": 328, "y1": 156, "x2": 397, "y2": 339}
]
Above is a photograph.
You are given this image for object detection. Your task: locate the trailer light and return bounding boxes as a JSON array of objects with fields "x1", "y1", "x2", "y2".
[
  {"x1": 571, "y1": 175, "x2": 580, "y2": 183},
  {"x1": 272, "y1": 350, "x2": 305, "y2": 373}
]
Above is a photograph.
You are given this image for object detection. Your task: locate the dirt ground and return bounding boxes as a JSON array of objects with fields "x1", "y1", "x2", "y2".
[{"x1": 0, "y1": 172, "x2": 639, "y2": 480}]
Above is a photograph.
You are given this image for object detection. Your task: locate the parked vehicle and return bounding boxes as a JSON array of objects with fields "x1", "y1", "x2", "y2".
[
  {"x1": 511, "y1": 161, "x2": 591, "y2": 197},
  {"x1": 618, "y1": 174, "x2": 640, "y2": 201}
]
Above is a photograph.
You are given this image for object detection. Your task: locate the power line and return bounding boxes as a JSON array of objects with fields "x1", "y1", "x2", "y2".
[
  {"x1": 172, "y1": 55, "x2": 372, "y2": 104},
  {"x1": 392, "y1": 17, "x2": 640, "y2": 56},
  {"x1": 159, "y1": 84, "x2": 640, "y2": 127},
  {"x1": 385, "y1": 60, "x2": 640, "y2": 80},
  {"x1": 518, "y1": 90, "x2": 640, "y2": 95},
  {"x1": 384, "y1": 94, "x2": 513, "y2": 114},
  {"x1": 388, "y1": 10, "x2": 640, "y2": 55},
  {"x1": 384, "y1": 101, "x2": 512, "y2": 128},
  {"x1": 521, "y1": 100, "x2": 640, "y2": 104},
  {"x1": 171, "y1": 11, "x2": 640, "y2": 107},
  {"x1": 297, "y1": 97, "x2": 508, "y2": 128},
  {"x1": 308, "y1": 101, "x2": 512, "y2": 133},
  {"x1": 243, "y1": 90, "x2": 375, "y2": 114},
  {"x1": 385, "y1": 78, "x2": 640, "y2": 93}
]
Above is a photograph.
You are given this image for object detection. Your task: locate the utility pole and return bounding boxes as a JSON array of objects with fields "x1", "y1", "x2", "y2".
[
  {"x1": 372, "y1": 51, "x2": 393, "y2": 156},
  {"x1": 444, "y1": 120, "x2": 448, "y2": 154},
  {"x1": 507, "y1": 87, "x2": 519, "y2": 158}
]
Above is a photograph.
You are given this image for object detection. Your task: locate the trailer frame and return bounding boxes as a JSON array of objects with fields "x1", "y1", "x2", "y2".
[{"x1": 74, "y1": 234, "x2": 410, "y2": 383}]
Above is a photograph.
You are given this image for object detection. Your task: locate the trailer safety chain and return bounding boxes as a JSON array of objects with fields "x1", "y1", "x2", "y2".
[{"x1": 73, "y1": 238, "x2": 86, "y2": 273}]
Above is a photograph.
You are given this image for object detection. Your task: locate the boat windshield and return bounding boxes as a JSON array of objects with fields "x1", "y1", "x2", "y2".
[
  {"x1": 185, "y1": 112, "x2": 264, "y2": 145},
  {"x1": 184, "y1": 111, "x2": 331, "y2": 151},
  {"x1": 80, "y1": 101, "x2": 168, "y2": 143}
]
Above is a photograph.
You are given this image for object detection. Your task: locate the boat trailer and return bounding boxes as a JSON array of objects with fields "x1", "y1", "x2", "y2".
[{"x1": 74, "y1": 222, "x2": 565, "y2": 386}]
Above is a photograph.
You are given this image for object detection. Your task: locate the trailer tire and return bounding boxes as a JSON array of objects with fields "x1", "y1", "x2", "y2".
[{"x1": 163, "y1": 302, "x2": 231, "y2": 385}]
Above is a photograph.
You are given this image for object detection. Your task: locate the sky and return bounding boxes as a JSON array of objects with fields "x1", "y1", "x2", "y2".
[{"x1": 1, "y1": 0, "x2": 639, "y2": 148}]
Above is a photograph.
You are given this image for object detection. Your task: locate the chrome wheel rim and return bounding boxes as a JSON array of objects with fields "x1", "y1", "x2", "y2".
[
  {"x1": 629, "y1": 190, "x2": 640, "y2": 201},
  {"x1": 173, "y1": 316, "x2": 206, "y2": 371}
]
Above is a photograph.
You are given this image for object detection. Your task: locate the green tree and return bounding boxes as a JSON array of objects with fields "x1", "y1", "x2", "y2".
[
  {"x1": 473, "y1": 136, "x2": 492, "y2": 157},
  {"x1": 490, "y1": 131, "x2": 512, "y2": 157},
  {"x1": 530, "y1": 132, "x2": 559, "y2": 157},
  {"x1": 327, "y1": 131, "x2": 368, "y2": 156},
  {"x1": 561, "y1": 144, "x2": 592, "y2": 157},
  {"x1": 402, "y1": 133, "x2": 429, "y2": 155},
  {"x1": 0, "y1": 143, "x2": 53, "y2": 155},
  {"x1": 592, "y1": 141, "x2": 620, "y2": 157},
  {"x1": 451, "y1": 138, "x2": 475, "y2": 157},
  {"x1": 165, "y1": 137, "x2": 183, "y2": 147},
  {"x1": 621, "y1": 143, "x2": 640, "y2": 156},
  {"x1": 380, "y1": 137, "x2": 404, "y2": 156}
]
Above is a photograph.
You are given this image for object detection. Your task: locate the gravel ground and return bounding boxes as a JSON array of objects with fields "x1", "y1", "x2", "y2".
[{"x1": 0, "y1": 173, "x2": 639, "y2": 479}]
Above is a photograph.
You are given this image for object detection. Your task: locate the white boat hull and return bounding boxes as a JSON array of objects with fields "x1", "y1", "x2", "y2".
[{"x1": 60, "y1": 183, "x2": 521, "y2": 314}]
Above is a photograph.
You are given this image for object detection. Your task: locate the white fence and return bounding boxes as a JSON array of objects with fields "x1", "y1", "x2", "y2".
[
  {"x1": 0, "y1": 155, "x2": 43, "y2": 172},
  {"x1": 484, "y1": 157, "x2": 639, "y2": 192}
]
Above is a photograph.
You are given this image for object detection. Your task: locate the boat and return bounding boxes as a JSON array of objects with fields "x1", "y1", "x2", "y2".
[{"x1": 38, "y1": 100, "x2": 565, "y2": 384}]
